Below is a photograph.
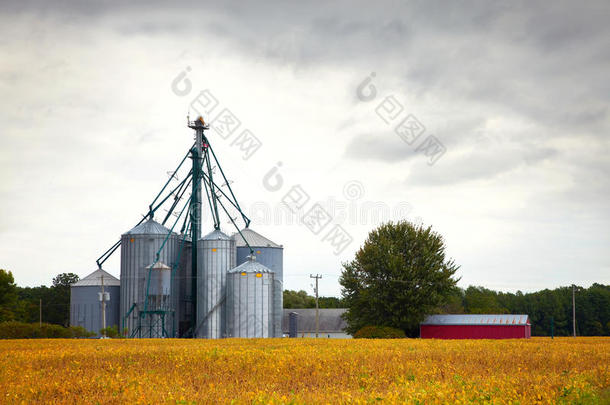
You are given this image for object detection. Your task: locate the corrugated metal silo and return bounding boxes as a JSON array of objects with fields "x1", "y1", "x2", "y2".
[
  {"x1": 120, "y1": 219, "x2": 179, "y2": 337},
  {"x1": 70, "y1": 268, "x2": 120, "y2": 336},
  {"x1": 143, "y1": 261, "x2": 172, "y2": 338},
  {"x1": 233, "y1": 229, "x2": 283, "y2": 337},
  {"x1": 196, "y1": 229, "x2": 235, "y2": 338},
  {"x1": 226, "y1": 257, "x2": 274, "y2": 338},
  {"x1": 145, "y1": 261, "x2": 171, "y2": 307},
  {"x1": 175, "y1": 239, "x2": 192, "y2": 337}
]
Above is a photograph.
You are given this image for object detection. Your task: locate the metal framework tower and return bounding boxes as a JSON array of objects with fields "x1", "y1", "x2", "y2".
[{"x1": 95, "y1": 116, "x2": 253, "y2": 338}]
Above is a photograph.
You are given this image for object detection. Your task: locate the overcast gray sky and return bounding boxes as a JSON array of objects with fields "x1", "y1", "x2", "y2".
[{"x1": 1, "y1": 1, "x2": 608, "y2": 296}]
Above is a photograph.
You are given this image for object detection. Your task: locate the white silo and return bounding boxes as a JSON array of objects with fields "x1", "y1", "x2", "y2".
[
  {"x1": 233, "y1": 229, "x2": 283, "y2": 337},
  {"x1": 120, "y1": 218, "x2": 179, "y2": 337},
  {"x1": 195, "y1": 229, "x2": 235, "y2": 338},
  {"x1": 226, "y1": 256, "x2": 274, "y2": 338}
]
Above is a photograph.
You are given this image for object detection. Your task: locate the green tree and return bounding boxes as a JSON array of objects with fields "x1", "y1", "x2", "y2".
[
  {"x1": 438, "y1": 286, "x2": 465, "y2": 314},
  {"x1": 52, "y1": 273, "x2": 79, "y2": 289},
  {"x1": 283, "y1": 290, "x2": 345, "y2": 309},
  {"x1": 283, "y1": 290, "x2": 315, "y2": 308},
  {"x1": 339, "y1": 221, "x2": 460, "y2": 337},
  {"x1": 0, "y1": 269, "x2": 19, "y2": 322},
  {"x1": 48, "y1": 273, "x2": 79, "y2": 326},
  {"x1": 318, "y1": 296, "x2": 345, "y2": 308},
  {"x1": 16, "y1": 286, "x2": 51, "y2": 323},
  {"x1": 463, "y1": 286, "x2": 507, "y2": 314}
]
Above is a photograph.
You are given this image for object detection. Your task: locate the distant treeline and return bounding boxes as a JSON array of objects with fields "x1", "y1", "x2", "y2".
[
  {"x1": 0, "y1": 270, "x2": 77, "y2": 327},
  {"x1": 445, "y1": 284, "x2": 610, "y2": 336},
  {"x1": 284, "y1": 284, "x2": 610, "y2": 336}
]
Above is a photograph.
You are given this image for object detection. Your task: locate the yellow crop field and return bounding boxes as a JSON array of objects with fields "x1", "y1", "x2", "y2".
[{"x1": 0, "y1": 338, "x2": 608, "y2": 404}]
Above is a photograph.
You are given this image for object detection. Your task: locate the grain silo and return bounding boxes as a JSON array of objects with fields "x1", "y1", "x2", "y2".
[
  {"x1": 70, "y1": 268, "x2": 120, "y2": 336},
  {"x1": 233, "y1": 229, "x2": 283, "y2": 337},
  {"x1": 120, "y1": 218, "x2": 179, "y2": 337},
  {"x1": 195, "y1": 229, "x2": 235, "y2": 338},
  {"x1": 226, "y1": 256, "x2": 274, "y2": 338},
  {"x1": 142, "y1": 261, "x2": 172, "y2": 337},
  {"x1": 175, "y1": 238, "x2": 193, "y2": 337}
]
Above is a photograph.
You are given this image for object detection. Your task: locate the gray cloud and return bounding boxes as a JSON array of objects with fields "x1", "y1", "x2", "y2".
[
  {"x1": 407, "y1": 145, "x2": 558, "y2": 186},
  {"x1": 1, "y1": 0, "x2": 608, "y2": 292},
  {"x1": 344, "y1": 133, "x2": 414, "y2": 163}
]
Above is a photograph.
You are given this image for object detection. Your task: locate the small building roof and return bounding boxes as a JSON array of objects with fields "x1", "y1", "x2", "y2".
[
  {"x1": 232, "y1": 228, "x2": 282, "y2": 248},
  {"x1": 72, "y1": 268, "x2": 120, "y2": 287},
  {"x1": 421, "y1": 314, "x2": 530, "y2": 326},
  {"x1": 282, "y1": 308, "x2": 348, "y2": 333}
]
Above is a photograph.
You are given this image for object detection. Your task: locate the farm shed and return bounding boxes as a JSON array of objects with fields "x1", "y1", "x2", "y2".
[
  {"x1": 420, "y1": 314, "x2": 531, "y2": 339},
  {"x1": 70, "y1": 268, "x2": 120, "y2": 336},
  {"x1": 282, "y1": 309, "x2": 352, "y2": 338}
]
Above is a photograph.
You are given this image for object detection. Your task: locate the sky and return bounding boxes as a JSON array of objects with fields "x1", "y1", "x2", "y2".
[{"x1": 0, "y1": 1, "x2": 608, "y2": 297}]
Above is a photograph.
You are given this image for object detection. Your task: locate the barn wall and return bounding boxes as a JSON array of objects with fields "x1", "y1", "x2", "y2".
[{"x1": 420, "y1": 325, "x2": 529, "y2": 339}]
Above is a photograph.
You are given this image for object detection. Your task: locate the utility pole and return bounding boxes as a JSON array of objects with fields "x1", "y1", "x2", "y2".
[
  {"x1": 310, "y1": 274, "x2": 322, "y2": 338},
  {"x1": 101, "y1": 273, "x2": 107, "y2": 338},
  {"x1": 39, "y1": 299, "x2": 42, "y2": 327},
  {"x1": 572, "y1": 284, "x2": 576, "y2": 337}
]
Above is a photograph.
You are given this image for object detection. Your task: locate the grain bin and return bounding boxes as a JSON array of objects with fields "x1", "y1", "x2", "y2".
[
  {"x1": 233, "y1": 228, "x2": 283, "y2": 337},
  {"x1": 70, "y1": 268, "x2": 120, "y2": 336},
  {"x1": 196, "y1": 229, "x2": 235, "y2": 338},
  {"x1": 145, "y1": 261, "x2": 171, "y2": 309},
  {"x1": 175, "y1": 239, "x2": 193, "y2": 337},
  {"x1": 120, "y1": 219, "x2": 179, "y2": 337},
  {"x1": 226, "y1": 256, "x2": 274, "y2": 338}
]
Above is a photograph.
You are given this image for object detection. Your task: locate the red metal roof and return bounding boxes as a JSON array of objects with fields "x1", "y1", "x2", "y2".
[{"x1": 421, "y1": 314, "x2": 530, "y2": 326}]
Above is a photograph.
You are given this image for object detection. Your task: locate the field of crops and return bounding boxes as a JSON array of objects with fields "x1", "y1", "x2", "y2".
[{"x1": 0, "y1": 337, "x2": 608, "y2": 404}]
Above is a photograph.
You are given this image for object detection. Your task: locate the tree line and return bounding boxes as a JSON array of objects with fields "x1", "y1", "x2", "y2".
[
  {"x1": 2, "y1": 265, "x2": 608, "y2": 337},
  {"x1": 284, "y1": 284, "x2": 609, "y2": 337},
  {"x1": 0, "y1": 269, "x2": 78, "y2": 326},
  {"x1": 444, "y1": 284, "x2": 610, "y2": 336}
]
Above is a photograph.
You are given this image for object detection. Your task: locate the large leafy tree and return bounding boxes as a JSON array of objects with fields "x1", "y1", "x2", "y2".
[{"x1": 340, "y1": 221, "x2": 460, "y2": 336}]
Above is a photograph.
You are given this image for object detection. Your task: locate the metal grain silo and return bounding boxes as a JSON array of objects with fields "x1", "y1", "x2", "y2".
[
  {"x1": 226, "y1": 256, "x2": 274, "y2": 338},
  {"x1": 175, "y1": 238, "x2": 193, "y2": 337},
  {"x1": 145, "y1": 261, "x2": 171, "y2": 307},
  {"x1": 233, "y1": 229, "x2": 283, "y2": 337},
  {"x1": 142, "y1": 261, "x2": 172, "y2": 338},
  {"x1": 195, "y1": 229, "x2": 235, "y2": 338},
  {"x1": 70, "y1": 268, "x2": 120, "y2": 336},
  {"x1": 120, "y1": 219, "x2": 179, "y2": 337}
]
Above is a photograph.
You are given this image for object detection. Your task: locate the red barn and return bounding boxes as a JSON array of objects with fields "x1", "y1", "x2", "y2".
[{"x1": 420, "y1": 314, "x2": 531, "y2": 339}]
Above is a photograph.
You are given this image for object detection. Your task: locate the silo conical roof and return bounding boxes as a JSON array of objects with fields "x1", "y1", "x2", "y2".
[
  {"x1": 228, "y1": 257, "x2": 274, "y2": 274},
  {"x1": 145, "y1": 262, "x2": 171, "y2": 270},
  {"x1": 123, "y1": 219, "x2": 175, "y2": 236},
  {"x1": 232, "y1": 228, "x2": 281, "y2": 248},
  {"x1": 72, "y1": 268, "x2": 120, "y2": 287},
  {"x1": 201, "y1": 229, "x2": 231, "y2": 241}
]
